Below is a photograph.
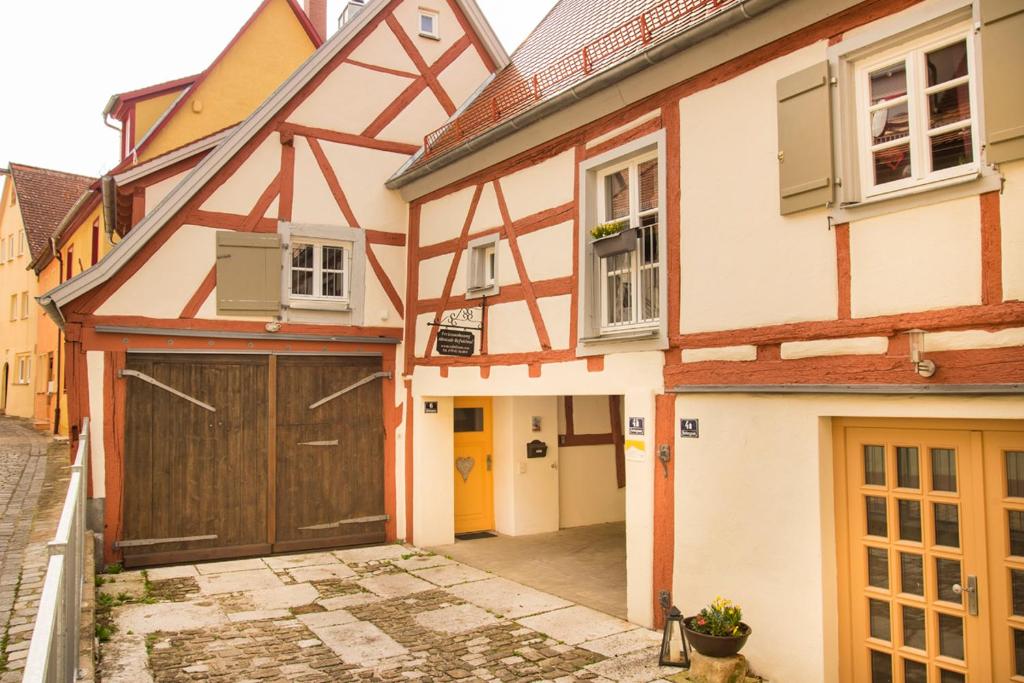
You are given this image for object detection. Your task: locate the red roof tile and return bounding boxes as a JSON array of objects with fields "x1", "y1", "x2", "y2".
[
  {"x1": 8, "y1": 163, "x2": 97, "y2": 261},
  {"x1": 415, "y1": 0, "x2": 738, "y2": 165}
]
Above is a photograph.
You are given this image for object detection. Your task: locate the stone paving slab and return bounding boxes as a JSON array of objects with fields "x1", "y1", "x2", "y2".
[{"x1": 98, "y1": 543, "x2": 673, "y2": 682}]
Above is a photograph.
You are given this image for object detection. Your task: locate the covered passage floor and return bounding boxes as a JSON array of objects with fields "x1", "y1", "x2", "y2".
[{"x1": 431, "y1": 522, "x2": 626, "y2": 619}]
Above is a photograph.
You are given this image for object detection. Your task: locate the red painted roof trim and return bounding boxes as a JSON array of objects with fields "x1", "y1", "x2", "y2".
[
  {"x1": 109, "y1": 73, "x2": 202, "y2": 121},
  {"x1": 134, "y1": 0, "x2": 323, "y2": 159}
]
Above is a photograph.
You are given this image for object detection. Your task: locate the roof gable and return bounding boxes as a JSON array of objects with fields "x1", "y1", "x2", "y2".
[
  {"x1": 135, "y1": 0, "x2": 322, "y2": 162},
  {"x1": 8, "y1": 164, "x2": 96, "y2": 261}
]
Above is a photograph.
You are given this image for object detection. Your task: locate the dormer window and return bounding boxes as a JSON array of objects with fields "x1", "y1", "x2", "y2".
[{"x1": 419, "y1": 9, "x2": 439, "y2": 40}]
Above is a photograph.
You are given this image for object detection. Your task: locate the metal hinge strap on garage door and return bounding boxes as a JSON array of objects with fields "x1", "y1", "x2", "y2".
[
  {"x1": 308, "y1": 372, "x2": 392, "y2": 410},
  {"x1": 298, "y1": 515, "x2": 390, "y2": 531},
  {"x1": 118, "y1": 369, "x2": 217, "y2": 413},
  {"x1": 114, "y1": 534, "x2": 218, "y2": 549}
]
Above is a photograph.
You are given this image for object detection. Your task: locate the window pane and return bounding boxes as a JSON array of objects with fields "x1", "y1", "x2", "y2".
[
  {"x1": 1012, "y1": 511, "x2": 1024, "y2": 557},
  {"x1": 902, "y1": 605, "x2": 926, "y2": 650},
  {"x1": 864, "y1": 445, "x2": 886, "y2": 486},
  {"x1": 291, "y1": 244, "x2": 314, "y2": 296},
  {"x1": 936, "y1": 558, "x2": 962, "y2": 604},
  {"x1": 904, "y1": 660, "x2": 926, "y2": 683},
  {"x1": 899, "y1": 500, "x2": 922, "y2": 542},
  {"x1": 871, "y1": 102, "x2": 910, "y2": 145},
  {"x1": 929, "y1": 84, "x2": 971, "y2": 129},
  {"x1": 867, "y1": 496, "x2": 888, "y2": 537},
  {"x1": 938, "y1": 613, "x2": 964, "y2": 661},
  {"x1": 901, "y1": 552, "x2": 924, "y2": 596},
  {"x1": 871, "y1": 62, "x2": 908, "y2": 103},
  {"x1": 897, "y1": 447, "x2": 919, "y2": 488},
  {"x1": 292, "y1": 243, "x2": 313, "y2": 269},
  {"x1": 420, "y1": 14, "x2": 434, "y2": 33},
  {"x1": 322, "y1": 272, "x2": 344, "y2": 298},
  {"x1": 940, "y1": 671, "x2": 965, "y2": 683},
  {"x1": 1016, "y1": 629, "x2": 1024, "y2": 676},
  {"x1": 1013, "y1": 569, "x2": 1024, "y2": 617},
  {"x1": 931, "y1": 448, "x2": 957, "y2": 492},
  {"x1": 926, "y1": 40, "x2": 968, "y2": 87},
  {"x1": 638, "y1": 159, "x2": 658, "y2": 212},
  {"x1": 873, "y1": 144, "x2": 912, "y2": 185},
  {"x1": 934, "y1": 503, "x2": 960, "y2": 548},
  {"x1": 867, "y1": 547, "x2": 889, "y2": 589},
  {"x1": 291, "y1": 272, "x2": 313, "y2": 296},
  {"x1": 930, "y1": 127, "x2": 973, "y2": 172},
  {"x1": 869, "y1": 599, "x2": 891, "y2": 641},
  {"x1": 870, "y1": 650, "x2": 892, "y2": 683},
  {"x1": 322, "y1": 245, "x2": 345, "y2": 272},
  {"x1": 454, "y1": 408, "x2": 483, "y2": 432},
  {"x1": 604, "y1": 170, "x2": 629, "y2": 220},
  {"x1": 1008, "y1": 451, "x2": 1024, "y2": 498}
]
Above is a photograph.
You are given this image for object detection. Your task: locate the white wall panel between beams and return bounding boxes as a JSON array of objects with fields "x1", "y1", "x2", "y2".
[
  {"x1": 499, "y1": 150, "x2": 575, "y2": 222},
  {"x1": 287, "y1": 63, "x2": 410, "y2": 133},
  {"x1": 200, "y1": 138, "x2": 280, "y2": 215}
]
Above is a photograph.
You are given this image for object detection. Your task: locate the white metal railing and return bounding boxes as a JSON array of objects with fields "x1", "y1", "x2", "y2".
[{"x1": 23, "y1": 418, "x2": 90, "y2": 683}]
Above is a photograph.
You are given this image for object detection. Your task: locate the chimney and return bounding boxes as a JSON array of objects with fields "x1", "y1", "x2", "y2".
[{"x1": 303, "y1": 0, "x2": 327, "y2": 42}]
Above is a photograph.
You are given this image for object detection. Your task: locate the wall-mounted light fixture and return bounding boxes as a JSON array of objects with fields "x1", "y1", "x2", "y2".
[{"x1": 907, "y1": 329, "x2": 936, "y2": 378}]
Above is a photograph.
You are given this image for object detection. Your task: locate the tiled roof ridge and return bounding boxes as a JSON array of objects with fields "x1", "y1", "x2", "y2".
[
  {"x1": 8, "y1": 163, "x2": 98, "y2": 261},
  {"x1": 9, "y1": 162, "x2": 97, "y2": 184}
]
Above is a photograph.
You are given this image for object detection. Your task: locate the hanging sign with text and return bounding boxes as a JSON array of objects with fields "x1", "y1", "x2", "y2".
[{"x1": 436, "y1": 328, "x2": 476, "y2": 357}]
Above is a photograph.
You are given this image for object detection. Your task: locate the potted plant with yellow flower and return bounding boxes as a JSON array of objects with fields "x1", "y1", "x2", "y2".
[
  {"x1": 683, "y1": 597, "x2": 751, "y2": 658},
  {"x1": 590, "y1": 219, "x2": 638, "y2": 258}
]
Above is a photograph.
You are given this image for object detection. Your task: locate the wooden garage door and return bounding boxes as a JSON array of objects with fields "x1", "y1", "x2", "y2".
[
  {"x1": 121, "y1": 353, "x2": 387, "y2": 567},
  {"x1": 273, "y1": 355, "x2": 386, "y2": 553},
  {"x1": 122, "y1": 354, "x2": 270, "y2": 567}
]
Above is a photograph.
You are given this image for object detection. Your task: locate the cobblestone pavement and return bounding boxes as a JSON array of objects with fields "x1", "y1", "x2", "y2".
[
  {"x1": 101, "y1": 546, "x2": 680, "y2": 683},
  {"x1": 0, "y1": 417, "x2": 64, "y2": 680}
]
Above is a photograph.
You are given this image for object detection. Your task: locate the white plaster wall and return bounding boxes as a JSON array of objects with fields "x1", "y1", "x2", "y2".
[
  {"x1": 923, "y1": 326, "x2": 1024, "y2": 351},
  {"x1": 508, "y1": 396, "x2": 560, "y2": 536},
  {"x1": 418, "y1": 253, "x2": 454, "y2": 301},
  {"x1": 518, "y1": 221, "x2": 574, "y2": 282},
  {"x1": 365, "y1": 243, "x2": 405, "y2": 324},
  {"x1": 486, "y1": 301, "x2": 542, "y2": 354},
  {"x1": 681, "y1": 345, "x2": 757, "y2": 363},
  {"x1": 623, "y1": 389, "x2": 655, "y2": 628},
  {"x1": 538, "y1": 295, "x2": 572, "y2": 350},
  {"x1": 412, "y1": 395, "x2": 455, "y2": 547},
  {"x1": 438, "y1": 49, "x2": 493, "y2": 111},
  {"x1": 287, "y1": 63, "x2": 409, "y2": 134},
  {"x1": 96, "y1": 226, "x2": 217, "y2": 318},
  {"x1": 586, "y1": 110, "x2": 660, "y2": 149},
  {"x1": 781, "y1": 336, "x2": 888, "y2": 360},
  {"x1": 420, "y1": 185, "x2": 475, "y2": 246},
  {"x1": 379, "y1": 88, "x2": 451, "y2": 147},
  {"x1": 86, "y1": 351, "x2": 106, "y2": 498},
  {"x1": 292, "y1": 137, "x2": 346, "y2": 225},
  {"x1": 470, "y1": 183, "x2": 502, "y2": 231},
  {"x1": 492, "y1": 397, "x2": 516, "y2": 534},
  {"x1": 673, "y1": 392, "x2": 1024, "y2": 683},
  {"x1": 145, "y1": 171, "x2": 189, "y2": 212},
  {"x1": 850, "y1": 195, "x2": 982, "y2": 317},
  {"x1": 347, "y1": 21, "x2": 417, "y2": 74},
  {"x1": 558, "y1": 396, "x2": 625, "y2": 528},
  {"x1": 499, "y1": 150, "x2": 575, "y2": 221},
  {"x1": 201, "y1": 138, "x2": 280, "y2": 215},
  {"x1": 325, "y1": 142, "x2": 408, "y2": 231},
  {"x1": 679, "y1": 43, "x2": 837, "y2": 334},
  {"x1": 1001, "y1": 159, "x2": 1024, "y2": 302}
]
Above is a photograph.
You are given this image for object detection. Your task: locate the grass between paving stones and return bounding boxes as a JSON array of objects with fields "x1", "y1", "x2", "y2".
[{"x1": 95, "y1": 568, "x2": 155, "y2": 644}]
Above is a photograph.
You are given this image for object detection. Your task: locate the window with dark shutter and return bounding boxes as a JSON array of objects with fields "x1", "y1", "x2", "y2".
[
  {"x1": 980, "y1": 0, "x2": 1024, "y2": 164},
  {"x1": 777, "y1": 61, "x2": 834, "y2": 215},
  {"x1": 215, "y1": 232, "x2": 282, "y2": 316}
]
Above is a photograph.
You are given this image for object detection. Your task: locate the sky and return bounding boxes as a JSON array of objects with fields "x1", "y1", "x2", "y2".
[{"x1": 0, "y1": 0, "x2": 557, "y2": 178}]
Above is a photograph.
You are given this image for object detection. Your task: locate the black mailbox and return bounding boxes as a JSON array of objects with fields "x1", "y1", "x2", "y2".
[{"x1": 526, "y1": 440, "x2": 548, "y2": 458}]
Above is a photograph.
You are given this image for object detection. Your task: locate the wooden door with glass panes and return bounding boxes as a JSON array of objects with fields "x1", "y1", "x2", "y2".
[
  {"x1": 837, "y1": 423, "x2": 993, "y2": 683},
  {"x1": 983, "y1": 431, "x2": 1024, "y2": 682}
]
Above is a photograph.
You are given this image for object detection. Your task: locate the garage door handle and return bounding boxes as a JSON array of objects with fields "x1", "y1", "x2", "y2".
[
  {"x1": 308, "y1": 372, "x2": 392, "y2": 410},
  {"x1": 118, "y1": 369, "x2": 217, "y2": 413}
]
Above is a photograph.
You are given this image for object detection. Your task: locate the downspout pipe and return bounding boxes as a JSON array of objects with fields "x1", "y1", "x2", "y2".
[
  {"x1": 387, "y1": 0, "x2": 785, "y2": 189},
  {"x1": 101, "y1": 175, "x2": 117, "y2": 245},
  {"x1": 52, "y1": 237, "x2": 64, "y2": 434}
]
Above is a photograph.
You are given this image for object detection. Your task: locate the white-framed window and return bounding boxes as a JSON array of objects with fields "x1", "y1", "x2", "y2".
[
  {"x1": 0, "y1": 238, "x2": 5, "y2": 264},
  {"x1": 289, "y1": 239, "x2": 351, "y2": 304},
  {"x1": 8, "y1": 294, "x2": 16, "y2": 321},
  {"x1": 854, "y1": 25, "x2": 978, "y2": 198},
  {"x1": 466, "y1": 233, "x2": 498, "y2": 297},
  {"x1": 595, "y1": 153, "x2": 660, "y2": 332},
  {"x1": 16, "y1": 231, "x2": 24, "y2": 256},
  {"x1": 6, "y1": 236, "x2": 12, "y2": 261},
  {"x1": 15, "y1": 354, "x2": 30, "y2": 385},
  {"x1": 20, "y1": 292, "x2": 28, "y2": 319},
  {"x1": 418, "y1": 9, "x2": 439, "y2": 39}
]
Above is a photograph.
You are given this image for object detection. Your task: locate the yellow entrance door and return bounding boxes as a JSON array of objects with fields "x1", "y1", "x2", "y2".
[
  {"x1": 835, "y1": 421, "x2": 995, "y2": 683},
  {"x1": 453, "y1": 397, "x2": 494, "y2": 534},
  {"x1": 983, "y1": 430, "x2": 1024, "y2": 683}
]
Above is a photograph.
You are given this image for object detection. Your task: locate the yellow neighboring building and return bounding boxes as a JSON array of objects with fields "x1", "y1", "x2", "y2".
[{"x1": 0, "y1": 164, "x2": 94, "y2": 421}]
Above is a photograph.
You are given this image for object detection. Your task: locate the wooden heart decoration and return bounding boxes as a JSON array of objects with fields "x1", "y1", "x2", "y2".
[{"x1": 455, "y1": 457, "x2": 475, "y2": 482}]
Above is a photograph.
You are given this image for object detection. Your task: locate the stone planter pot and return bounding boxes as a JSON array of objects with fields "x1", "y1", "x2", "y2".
[
  {"x1": 683, "y1": 618, "x2": 751, "y2": 658},
  {"x1": 591, "y1": 227, "x2": 638, "y2": 258}
]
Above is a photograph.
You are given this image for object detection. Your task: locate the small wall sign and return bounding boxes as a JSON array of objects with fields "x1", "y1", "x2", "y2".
[
  {"x1": 628, "y1": 417, "x2": 645, "y2": 436},
  {"x1": 436, "y1": 328, "x2": 476, "y2": 357},
  {"x1": 424, "y1": 401, "x2": 438, "y2": 414},
  {"x1": 680, "y1": 419, "x2": 699, "y2": 438}
]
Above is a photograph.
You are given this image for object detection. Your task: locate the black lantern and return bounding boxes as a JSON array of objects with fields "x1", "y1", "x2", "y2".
[{"x1": 659, "y1": 606, "x2": 691, "y2": 668}]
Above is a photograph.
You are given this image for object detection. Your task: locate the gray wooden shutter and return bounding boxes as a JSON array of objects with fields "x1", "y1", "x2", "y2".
[
  {"x1": 777, "y1": 61, "x2": 834, "y2": 215},
  {"x1": 215, "y1": 232, "x2": 281, "y2": 315},
  {"x1": 981, "y1": 0, "x2": 1024, "y2": 164}
]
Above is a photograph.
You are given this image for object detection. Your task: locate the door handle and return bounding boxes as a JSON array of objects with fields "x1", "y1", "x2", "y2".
[
  {"x1": 952, "y1": 576, "x2": 979, "y2": 616},
  {"x1": 486, "y1": 454, "x2": 492, "y2": 471}
]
